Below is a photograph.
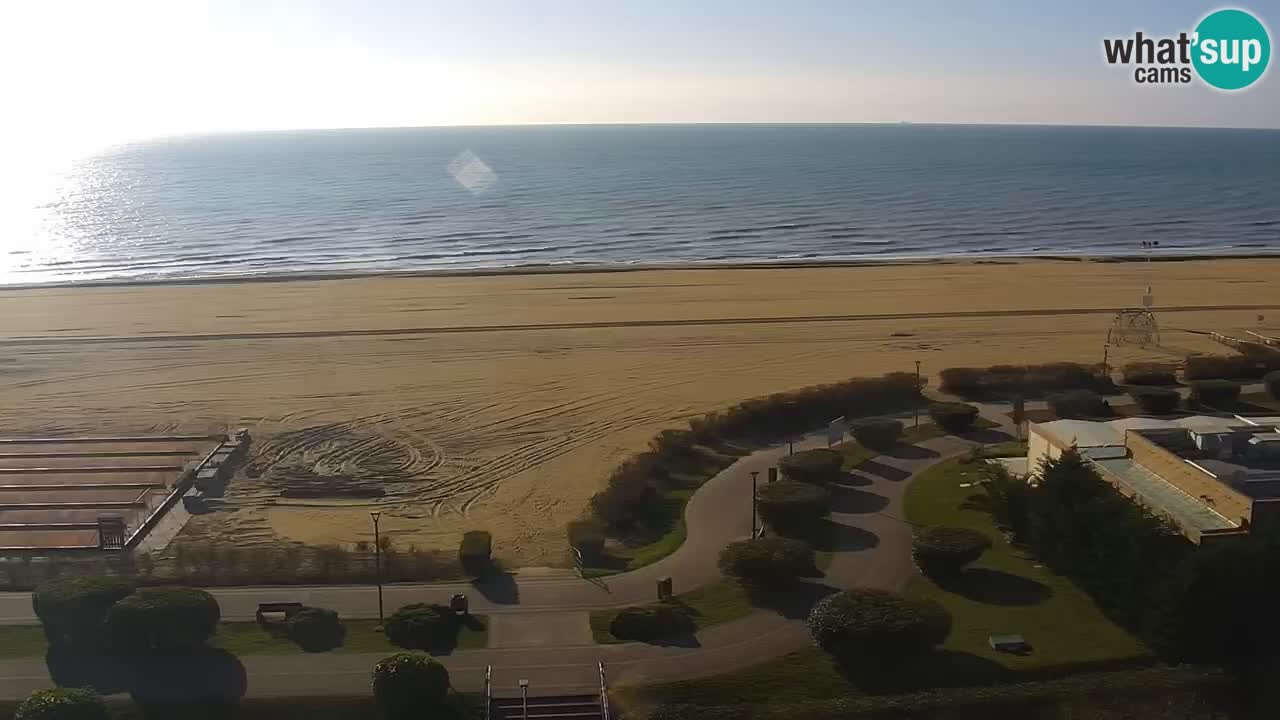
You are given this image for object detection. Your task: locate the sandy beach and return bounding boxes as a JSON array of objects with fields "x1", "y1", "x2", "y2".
[{"x1": 0, "y1": 258, "x2": 1276, "y2": 566}]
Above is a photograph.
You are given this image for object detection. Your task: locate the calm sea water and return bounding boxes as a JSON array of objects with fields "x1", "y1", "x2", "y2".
[{"x1": 8, "y1": 124, "x2": 1280, "y2": 284}]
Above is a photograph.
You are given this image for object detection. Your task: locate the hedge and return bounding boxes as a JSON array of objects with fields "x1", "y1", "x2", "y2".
[
  {"x1": 285, "y1": 606, "x2": 345, "y2": 652},
  {"x1": 1188, "y1": 379, "x2": 1241, "y2": 407},
  {"x1": 13, "y1": 688, "x2": 108, "y2": 720},
  {"x1": 107, "y1": 586, "x2": 220, "y2": 652},
  {"x1": 911, "y1": 527, "x2": 991, "y2": 579},
  {"x1": 1128, "y1": 387, "x2": 1181, "y2": 415},
  {"x1": 1047, "y1": 390, "x2": 1108, "y2": 419},
  {"x1": 939, "y1": 362, "x2": 1105, "y2": 398},
  {"x1": 609, "y1": 605, "x2": 696, "y2": 642},
  {"x1": 383, "y1": 603, "x2": 456, "y2": 650},
  {"x1": 32, "y1": 576, "x2": 135, "y2": 649},
  {"x1": 778, "y1": 449, "x2": 844, "y2": 485},
  {"x1": 927, "y1": 402, "x2": 979, "y2": 434},
  {"x1": 848, "y1": 419, "x2": 903, "y2": 451},
  {"x1": 718, "y1": 537, "x2": 815, "y2": 587},
  {"x1": 567, "y1": 520, "x2": 607, "y2": 563},
  {"x1": 1121, "y1": 362, "x2": 1178, "y2": 386},
  {"x1": 1268, "y1": 370, "x2": 1280, "y2": 400},
  {"x1": 755, "y1": 481, "x2": 830, "y2": 536},
  {"x1": 372, "y1": 653, "x2": 450, "y2": 719},
  {"x1": 806, "y1": 589, "x2": 951, "y2": 665},
  {"x1": 458, "y1": 531, "x2": 492, "y2": 576},
  {"x1": 1183, "y1": 353, "x2": 1280, "y2": 381}
]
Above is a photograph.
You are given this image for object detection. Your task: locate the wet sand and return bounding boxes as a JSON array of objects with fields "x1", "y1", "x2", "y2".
[{"x1": 0, "y1": 258, "x2": 1275, "y2": 565}]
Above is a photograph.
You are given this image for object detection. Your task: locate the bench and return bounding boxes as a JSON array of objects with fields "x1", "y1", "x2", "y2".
[{"x1": 256, "y1": 602, "x2": 304, "y2": 623}]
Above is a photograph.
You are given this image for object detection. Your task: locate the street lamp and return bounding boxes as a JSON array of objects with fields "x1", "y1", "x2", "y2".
[
  {"x1": 914, "y1": 361, "x2": 922, "y2": 428},
  {"x1": 750, "y1": 471, "x2": 760, "y2": 538},
  {"x1": 370, "y1": 510, "x2": 384, "y2": 628}
]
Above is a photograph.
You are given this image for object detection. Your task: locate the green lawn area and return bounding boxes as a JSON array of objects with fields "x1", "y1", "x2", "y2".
[
  {"x1": 835, "y1": 418, "x2": 999, "y2": 470},
  {"x1": 2, "y1": 617, "x2": 487, "y2": 659},
  {"x1": 979, "y1": 440, "x2": 1028, "y2": 458},
  {"x1": 903, "y1": 458, "x2": 1149, "y2": 673},
  {"x1": 590, "y1": 579, "x2": 756, "y2": 644}
]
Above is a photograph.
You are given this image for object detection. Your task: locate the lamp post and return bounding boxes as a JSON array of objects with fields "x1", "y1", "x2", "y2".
[
  {"x1": 370, "y1": 510, "x2": 384, "y2": 628},
  {"x1": 914, "y1": 361, "x2": 922, "y2": 428},
  {"x1": 750, "y1": 471, "x2": 759, "y2": 538}
]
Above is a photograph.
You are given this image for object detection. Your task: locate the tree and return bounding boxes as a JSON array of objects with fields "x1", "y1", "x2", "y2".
[
  {"x1": 849, "y1": 419, "x2": 903, "y2": 451},
  {"x1": 566, "y1": 520, "x2": 606, "y2": 563},
  {"x1": 285, "y1": 607, "x2": 346, "y2": 652},
  {"x1": 383, "y1": 604, "x2": 457, "y2": 650},
  {"x1": 458, "y1": 530, "x2": 492, "y2": 576},
  {"x1": 912, "y1": 527, "x2": 991, "y2": 579},
  {"x1": 718, "y1": 537, "x2": 814, "y2": 587},
  {"x1": 754, "y1": 481, "x2": 830, "y2": 536},
  {"x1": 806, "y1": 589, "x2": 950, "y2": 666},
  {"x1": 1047, "y1": 390, "x2": 1108, "y2": 419},
  {"x1": 1188, "y1": 379, "x2": 1241, "y2": 407},
  {"x1": 981, "y1": 464, "x2": 1032, "y2": 539},
  {"x1": 927, "y1": 402, "x2": 980, "y2": 434},
  {"x1": 609, "y1": 605, "x2": 695, "y2": 642},
  {"x1": 107, "y1": 587, "x2": 220, "y2": 653},
  {"x1": 371, "y1": 653, "x2": 450, "y2": 719},
  {"x1": 32, "y1": 576, "x2": 135, "y2": 649},
  {"x1": 14, "y1": 688, "x2": 108, "y2": 720},
  {"x1": 778, "y1": 449, "x2": 844, "y2": 485},
  {"x1": 1128, "y1": 387, "x2": 1181, "y2": 415}
]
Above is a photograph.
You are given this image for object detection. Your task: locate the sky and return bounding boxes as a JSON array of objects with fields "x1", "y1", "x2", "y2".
[{"x1": 2, "y1": 0, "x2": 1279, "y2": 157}]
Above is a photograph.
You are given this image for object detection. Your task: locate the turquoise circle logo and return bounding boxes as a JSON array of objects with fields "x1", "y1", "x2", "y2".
[{"x1": 1192, "y1": 9, "x2": 1271, "y2": 90}]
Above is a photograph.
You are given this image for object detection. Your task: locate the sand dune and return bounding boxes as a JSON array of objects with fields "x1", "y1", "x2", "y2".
[{"x1": 0, "y1": 259, "x2": 1275, "y2": 566}]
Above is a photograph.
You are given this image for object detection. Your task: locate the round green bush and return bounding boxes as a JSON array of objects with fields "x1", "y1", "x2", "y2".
[
  {"x1": 609, "y1": 605, "x2": 696, "y2": 642},
  {"x1": 754, "y1": 481, "x2": 830, "y2": 535},
  {"x1": 1189, "y1": 379, "x2": 1241, "y2": 407},
  {"x1": 1047, "y1": 390, "x2": 1108, "y2": 419},
  {"x1": 383, "y1": 603, "x2": 457, "y2": 650},
  {"x1": 458, "y1": 530, "x2": 493, "y2": 576},
  {"x1": 108, "y1": 587, "x2": 219, "y2": 653},
  {"x1": 807, "y1": 589, "x2": 950, "y2": 665},
  {"x1": 371, "y1": 652, "x2": 450, "y2": 719},
  {"x1": 849, "y1": 418, "x2": 903, "y2": 451},
  {"x1": 1128, "y1": 386, "x2": 1181, "y2": 415},
  {"x1": 14, "y1": 688, "x2": 108, "y2": 720},
  {"x1": 778, "y1": 448, "x2": 844, "y2": 485},
  {"x1": 911, "y1": 527, "x2": 992, "y2": 579},
  {"x1": 285, "y1": 606, "x2": 346, "y2": 652},
  {"x1": 32, "y1": 576, "x2": 135, "y2": 649},
  {"x1": 718, "y1": 536, "x2": 815, "y2": 587},
  {"x1": 1268, "y1": 370, "x2": 1280, "y2": 401},
  {"x1": 927, "y1": 402, "x2": 980, "y2": 434}
]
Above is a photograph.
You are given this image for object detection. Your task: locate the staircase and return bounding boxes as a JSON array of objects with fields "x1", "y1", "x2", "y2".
[{"x1": 490, "y1": 694, "x2": 604, "y2": 720}]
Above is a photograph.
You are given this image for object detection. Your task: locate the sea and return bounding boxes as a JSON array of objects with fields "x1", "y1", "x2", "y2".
[{"x1": 7, "y1": 124, "x2": 1280, "y2": 284}]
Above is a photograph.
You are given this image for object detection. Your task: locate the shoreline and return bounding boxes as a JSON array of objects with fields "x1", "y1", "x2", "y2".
[{"x1": 2, "y1": 251, "x2": 1278, "y2": 292}]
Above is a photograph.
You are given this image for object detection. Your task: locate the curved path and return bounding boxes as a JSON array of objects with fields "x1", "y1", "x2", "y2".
[{"x1": 0, "y1": 419, "x2": 1001, "y2": 699}]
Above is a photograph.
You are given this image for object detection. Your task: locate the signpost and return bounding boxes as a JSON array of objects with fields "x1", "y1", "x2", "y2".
[{"x1": 827, "y1": 416, "x2": 846, "y2": 447}]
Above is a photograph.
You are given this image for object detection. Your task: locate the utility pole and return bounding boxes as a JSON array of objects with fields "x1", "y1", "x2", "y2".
[
  {"x1": 750, "y1": 471, "x2": 759, "y2": 538},
  {"x1": 914, "y1": 360, "x2": 922, "y2": 428},
  {"x1": 370, "y1": 510, "x2": 384, "y2": 628}
]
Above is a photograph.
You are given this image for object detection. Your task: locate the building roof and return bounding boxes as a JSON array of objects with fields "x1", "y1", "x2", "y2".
[
  {"x1": 1032, "y1": 419, "x2": 1124, "y2": 449},
  {"x1": 1092, "y1": 457, "x2": 1239, "y2": 533}
]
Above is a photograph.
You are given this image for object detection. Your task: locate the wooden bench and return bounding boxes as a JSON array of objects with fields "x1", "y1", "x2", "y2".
[{"x1": 256, "y1": 602, "x2": 304, "y2": 623}]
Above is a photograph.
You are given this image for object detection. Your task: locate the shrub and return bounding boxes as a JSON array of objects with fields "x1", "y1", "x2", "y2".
[
  {"x1": 14, "y1": 688, "x2": 108, "y2": 720},
  {"x1": 1047, "y1": 390, "x2": 1108, "y2": 419},
  {"x1": 927, "y1": 402, "x2": 980, "y2": 434},
  {"x1": 778, "y1": 448, "x2": 844, "y2": 485},
  {"x1": 912, "y1": 527, "x2": 992, "y2": 579},
  {"x1": 940, "y1": 363, "x2": 1105, "y2": 398},
  {"x1": 1184, "y1": 353, "x2": 1280, "y2": 381},
  {"x1": 567, "y1": 520, "x2": 607, "y2": 563},
  {"x1": 107, "y1": 587, "x2": 219, "y2": 653},
  {"x1": 1122, "y1": 362, "x2": 1178, "y2": 386},
  {"x1": 718, "y1": 537, "x2": 815, "y2": 587},
  {"x1": 754, "y1": 481, "x2": 830, "y2": 536},
  {"x1": 849, "y1": 419, "x2": 903, "y2": 451},
  {"x1": 650, "y1": 429, "x2": 696, "y2": 456},
  {"x1": 1128, "y1": 387, "x2": 1181, "y2": 415},
  {"x1": 285, "y1": 606, "x2": 345, "y2": 652},
  {"x1": 383, "y1": 603, "x2": 456, "y2": 650},
  {"x1": 939, "y1": 367, "x2": 984, "y2": 395},
  {"x1": 1188, "y1": 379, "x2": 1241, "y2": 407},
  {"x1": 32, "y1": 576, "x2": 135, "y2": 649},
  {"x1": 589, "y1": 453, "x2": 668, "y2": 532},
  {"x1": 458, "y1": 530, "x2": 492, "y2": 576},
  {"x1": 1268, "y1": 370, "x2": 1280, "y2": 401},
  {"x1": 806, "y1": 589, "x2": 950, "y2": 665},
  {"x1": 371, "y1": 652, "x2": 450, "y2": 719},
  {"x1": 609, "y1": 605, "x2": 696, "y2": 642},
  {"x1": 982, "y1": 464, "x2": 1032, "y2": 540}
]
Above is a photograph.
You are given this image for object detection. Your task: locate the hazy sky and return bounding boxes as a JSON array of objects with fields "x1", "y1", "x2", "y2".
[{"x1": 3, "y1": 0, "x2": 1279, "y2": 154}]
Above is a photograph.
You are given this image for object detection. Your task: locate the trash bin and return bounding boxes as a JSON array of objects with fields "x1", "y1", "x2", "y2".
[
  {"x1": 657, "y1": 576, "x2": 673, "y2": 601},
  {"x1": 450, "y1": 593, "x2": 469, "y2": 615},
  {"x1": 767, "y1": 467, "x2": 778, "y2": 483}
]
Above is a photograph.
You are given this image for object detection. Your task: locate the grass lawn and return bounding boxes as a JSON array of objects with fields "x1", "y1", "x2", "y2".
[
  {"x1": 979, "y1": 440, "x2": 1028, "y2": 458},
  {"x1": 590, "y1": 579, "x2": 756, "y2": 644},
  {"x1": 0, "y1": 625, "x2": 46, "y2": 659},
  {"x1": 835, "y1": 418, "x2": 999, "y2": 470},
  {"x1": 903, "y1": 458, "x2": 1149, "y2": 674}
]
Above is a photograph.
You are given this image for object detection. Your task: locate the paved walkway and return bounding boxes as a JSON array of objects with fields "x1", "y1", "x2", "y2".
[{"x1": 0, "y1": 418, "x2": 1005, "y2": 700}]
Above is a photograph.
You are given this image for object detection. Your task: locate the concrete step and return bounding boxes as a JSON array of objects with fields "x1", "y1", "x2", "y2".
[{"x1": 491, "y1": 694, "x2": 602, "y2": 720}]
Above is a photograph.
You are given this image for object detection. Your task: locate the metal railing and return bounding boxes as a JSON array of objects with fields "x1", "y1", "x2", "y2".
[
  {"x1": 598, "y1": 662, "x2": 612, "y2": 720},
  {"x1": 484, "y1": 665, "x2": 492, "y2": 720}
]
